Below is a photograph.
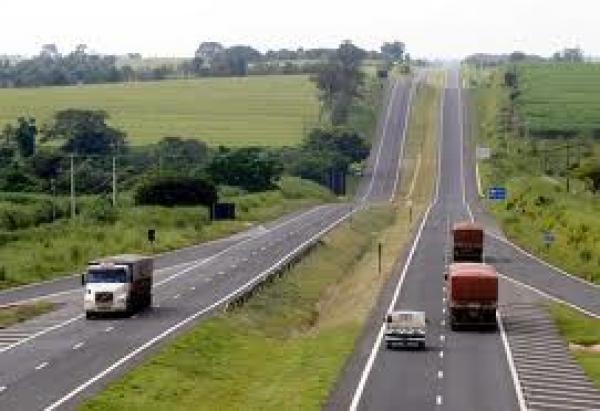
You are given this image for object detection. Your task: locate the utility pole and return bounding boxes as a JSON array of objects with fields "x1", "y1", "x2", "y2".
[
  {"x1": 112, "y1": 156, "x2": 117, "y2": 207},
  {"x1": 70, "y1": 154, "x2": 75, "y2": 219}
]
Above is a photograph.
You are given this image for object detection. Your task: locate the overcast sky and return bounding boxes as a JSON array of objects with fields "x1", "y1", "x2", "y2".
[{"x1": 1, "y1": 0, "x2": 597, "y2": 58}]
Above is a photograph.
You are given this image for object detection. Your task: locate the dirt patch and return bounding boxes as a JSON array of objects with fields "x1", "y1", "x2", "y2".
[{"x1": 570, "y1": 343, "x2": 600, "y2": 353}]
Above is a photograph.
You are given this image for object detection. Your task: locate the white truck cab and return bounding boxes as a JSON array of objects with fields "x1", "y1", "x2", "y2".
[
  {"x1": 83, "y1": 255, "x2": 153, "y2": 318},
  {"x1": 384, "y1": 310, "x2": 427, "y2": 349}
]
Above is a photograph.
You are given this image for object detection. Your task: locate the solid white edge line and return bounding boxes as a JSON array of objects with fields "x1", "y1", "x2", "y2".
[
  {"x1": 348, "y1": 200, "x2": 434, "y2": 411},
  {"x1": 0, "y1": 315, "x2": 82, "y2": 354},
  {"x1": 45, "y1": 206, "x2": 356, "y2": 411},
  {"x1": 498, "y1": 273, "x2": 599, "y2": 319},
  {"x1": 488, "y1": 231, "x2": 600, "y2": 291},
  {"x1": 457, "y1": 71, "x2": 474, "y2": 223},
  {"x1": 497, "y1": 310, "x2": 527, "y2": 411},
  {"x1": 361, "y1": 80, "x2": 398, "y2": 204},
  {"x1": 390, "y1": 77, "x2": 416, "y2": 202}
]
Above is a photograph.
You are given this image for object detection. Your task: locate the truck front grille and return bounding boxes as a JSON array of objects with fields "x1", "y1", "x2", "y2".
[{"x1": 95, "y1": 292, "x2": 113, "y2": 304}]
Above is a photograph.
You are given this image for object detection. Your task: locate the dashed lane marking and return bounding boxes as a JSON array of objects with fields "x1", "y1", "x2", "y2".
[
  {"x1": 72, "y1": 342, "x2": 84, "y2": 350},
  {"x1": 0, "y1": 386, "x2": 6, "y2": 394},
  {"x1": 35, "y1": 362, "x2": 49, "y2": 370},
  {"x1": 105, "y1": 326, "x2": 114, "y2": 332},
  {"x1": 436, "y1": 395, "x2": 443, "y2": 406},
  {"x1": 437, "y1": 370, "x2": 443, "y2": 379}
]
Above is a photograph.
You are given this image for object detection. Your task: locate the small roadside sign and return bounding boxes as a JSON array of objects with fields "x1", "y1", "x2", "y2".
[
  {"x1": 488, "y1": 187, "x2": 506, "y2": 200},
  {"x1": 476, "y1": 146, "x2": 491, "y2": 160}
]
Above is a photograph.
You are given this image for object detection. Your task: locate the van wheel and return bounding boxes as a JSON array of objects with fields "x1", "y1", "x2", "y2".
[{"x1": 85, "y1": 311, "x2": 94, "y2": 320}]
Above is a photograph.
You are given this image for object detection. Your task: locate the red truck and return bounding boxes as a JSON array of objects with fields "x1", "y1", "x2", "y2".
[
  {"x1": 447, "y1": 263, "x2": 498, "y2": 330},
  {"x1": 452, "y1": 221, "x2": 484, "y2": 262}
]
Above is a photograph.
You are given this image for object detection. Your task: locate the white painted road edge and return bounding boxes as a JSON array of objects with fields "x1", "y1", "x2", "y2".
[
  {"x1": 499, "y1": 273, "x2": 600, "y2": 320},
  {"x1": 488, "y1": 232, "x2": 600, "y2": 291},
  {"x1": 0, "y1": 205, "x2": 329, "y2": 355},
  {"x1": 44, "y1": 205, "x2": 357, "y2": 410},
  {"x1": 497, "y1": 310, "x2": 527, "y2": 411},
  {"x1": 390, "y1": 77, "x2": 416, "y2": 203},
  {"x1": 349, "y1": 201, "x2": 435, "y2": 411},
  {"x1": 361, "y1": 80, "x2": 398, "y2": 204}
]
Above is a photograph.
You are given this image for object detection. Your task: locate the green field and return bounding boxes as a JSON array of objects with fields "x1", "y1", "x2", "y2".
[
  {"x1": 515, "y1": 63, "x2": 600, "y2": 136},
  {"x1": 0, "y1": 75, "x2": 320, "y2": 147}
]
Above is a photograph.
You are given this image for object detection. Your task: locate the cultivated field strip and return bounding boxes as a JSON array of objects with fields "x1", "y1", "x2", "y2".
[{"x1": 500, "y1": 304, "x2": 600, "y2": 411}]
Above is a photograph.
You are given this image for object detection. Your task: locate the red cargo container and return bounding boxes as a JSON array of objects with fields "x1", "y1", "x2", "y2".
[
  {"x1": 452, "y1": 221, "x2": 484, "y2": 262},
  {"x1": 448, "y1": 263, "x2": 497, "y2": 330}
]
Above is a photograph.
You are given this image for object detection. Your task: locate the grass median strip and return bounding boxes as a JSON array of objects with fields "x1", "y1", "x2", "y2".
[
  {"x1": 0, "y1": 301, "x2": 56, "y2": 329},
  {"x1": 549, "y1": 303, "x2": 600, "y2": 388},
  {"x1": 80, "y1": 72, "x2": 440, "y2": 411}
]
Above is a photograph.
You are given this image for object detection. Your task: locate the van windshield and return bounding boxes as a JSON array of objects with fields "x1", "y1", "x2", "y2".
[{"x1": 87, "y1": 269, "x2": 127, "y2": 283}]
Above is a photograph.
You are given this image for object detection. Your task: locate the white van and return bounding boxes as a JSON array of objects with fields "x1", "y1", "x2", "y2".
[{"x1": 384, "y1": 310, "x2": 427, "y2": 349}]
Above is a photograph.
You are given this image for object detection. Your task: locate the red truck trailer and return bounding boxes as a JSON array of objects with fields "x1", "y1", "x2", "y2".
[
  {"x1": 452, "y1": 221, "x2": 484, "y2": 262},
  {"x1": 447, "y1": 263, "x2": 498, "y2": 330}
]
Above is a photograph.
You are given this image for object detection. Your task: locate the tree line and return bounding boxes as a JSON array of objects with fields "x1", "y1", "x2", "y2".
[{"x1": 0, "y1": 41, "x2": 407, "y2": 88}]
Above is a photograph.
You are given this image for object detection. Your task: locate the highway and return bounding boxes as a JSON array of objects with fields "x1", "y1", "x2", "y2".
[
  {"x1": 330, "y1": 69, "x2": 600, "y2": 411},
  {"x1": 0, "y1": 75, "x2": 414, "y2": 410}
]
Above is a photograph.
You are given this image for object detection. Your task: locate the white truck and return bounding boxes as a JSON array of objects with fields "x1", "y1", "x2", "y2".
[
  {"x1": 384, "y1": 310, "x2": 427, "y2": 349},
  {"x1": 83, "y1": 254, "x2": 153, "y2": 318}
]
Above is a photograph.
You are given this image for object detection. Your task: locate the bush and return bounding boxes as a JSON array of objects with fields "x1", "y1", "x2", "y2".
[
  {"x1": 135, "y1": 176, "x2": 217, "y2": 207},
  {"x1": 84, "y1": 197, "x2": 118, "y2": 224}
]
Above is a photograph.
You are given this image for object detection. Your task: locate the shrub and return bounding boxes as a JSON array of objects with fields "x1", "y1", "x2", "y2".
[{"x1": 135, "y1": 176, "x2": 217, "y2": 207}]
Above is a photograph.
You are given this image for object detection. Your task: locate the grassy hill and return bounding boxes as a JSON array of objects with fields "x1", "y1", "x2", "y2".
[{"x1": 0, "y1": 75, "x2": 320, "y2": 147}]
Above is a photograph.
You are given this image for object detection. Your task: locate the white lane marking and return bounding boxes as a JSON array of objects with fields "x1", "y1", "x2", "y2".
[
  {"x1": 72, "y1": 342, "x2": 84, "y2": 350},
  {"x1": 45, "y1": 204, "x2": 358, "y2": 411},
  {"x1": 527, "y1": 393, "x2": 600, "y2": 405},
  {"x1": 218, "y1": 271, "x2": 225, "y2": 276},
  {"x1": 518, "y1": 370, "x2": 592, "y2": 383},
  {"x1": 390, "y1": 79, "x2": 417, "y2": 202},
  {"x1": 204, "y1": 278, "x2": 212, "y2": 283},
  {"x1": 522, "y1": 379, "x2": 599, "y2": 391},
  {"x1": 527, "y1": 400, "x2": 598, "y2": 411},
  {"x1": 173, "y1": 294, "x2": 180, "y2": 300},
  {"x1": 457, "y1": 74, "x2": 474, "y2": 223},
  {"x1": 437, "y1": 370, "x2": 444, "y2": 379},
  {"x1": 260, "y1": 247, "x2": 266, "y2": 251},
  {"x1": 361, "y1": 79, "x2": 399, "y2": 203},
  {"x1": 1, "y1": 205, "x2": 332, "y2": 356},
  {"x1": 499, "y1": 274, "x2": 599, "y2": 319},
  {"x1": 436, "y1": 395, "x2": 443, "y2": 406},
  {"x1": 489, "y1": 233, "x2": 600, "y2": 291},
  {"x1": 440, "y1": 335, "x2": 445, "y2": 343},
  {"x1": 497, "y1": 311, "x2": 527, "y2": 411},
  {"x1": 440, "y1": 319, "x2": 446, "y2": 327},
  {"x1": 433, "y1": 72, "x2": 446, "y2": 202},
  {"x1": 442, "y1": 307, "x2": 446, "y2": 314},
  {"x1": 0, "y1": 315, "x2": 82, "y2": 354},
  {"x1": 524, "y1": 386, "x2": 600, "y2": 400},
  {"x1": 190, "y1": 286, "x2": 196, "y2": 291},
  {"x1": 0, "y1": 385, "x2": 6, "y2": 394},
  {"x1": 349, "y1": 200, "x2": 435, "y2": 411},
  {"x1": 35, "y1": 362, "x2": 49, "y2": 370},
  {"x1": 105, "y1": 326, "x2": 114, "y2": 332},
  {"x1": 439, "y1": 350, "x2": 444, "y2": 359},
  {"x1": 230, "y1": 264, "x2": 237, "y2": 269}
]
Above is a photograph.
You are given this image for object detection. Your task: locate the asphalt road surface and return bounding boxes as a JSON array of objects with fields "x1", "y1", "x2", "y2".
[
  {"x1": 330, "y1": 69, "x2": 600, "y2": 411},
  {"x1": 0, "y1": 75, "x2": 414, "y2": 411}
]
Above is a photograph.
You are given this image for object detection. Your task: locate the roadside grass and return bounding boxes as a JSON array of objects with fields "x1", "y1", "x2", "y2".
[
  {"x1": 549, "y1": 303, "x2": 600, "y2": 388},
  {"x1": 0, "y1": 177, "x2": 335, "y2": 290},
  {"x1": 79, "y1": 71, "x2": 440, "y2": 411},
  {"x1": 0, "y1": 75, "x2": 319, "y2": 147},
  {"x1": 0, "y1": 301, "x2": 56, "y2": 329},
  {"x1": 467, "y1": 67, "x2": 600, "y2": 284}
]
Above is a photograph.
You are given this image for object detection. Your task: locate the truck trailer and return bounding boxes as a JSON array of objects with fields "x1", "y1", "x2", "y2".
[
  {"x1": 83, "y1": 254, "x2": 153, "y2": 318},
  {"x1": 452, "y1": 221, "x2": 484, "y2": 262},
  {"x1": 447, "y1": 263, "x2": 498, "y2": 330}
]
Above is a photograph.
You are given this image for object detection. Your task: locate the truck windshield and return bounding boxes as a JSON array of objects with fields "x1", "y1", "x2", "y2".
[{"x1": 87, "y1": 269, "x2": 127, "y2": 283}]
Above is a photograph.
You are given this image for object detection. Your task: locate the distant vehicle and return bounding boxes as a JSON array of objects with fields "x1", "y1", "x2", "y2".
[
  {"x1": 447, "y1": 263, "x2": 497, "y2": 330},
  {"x1": 384, "y1": 310, "x2": 427, "y2": 349},
  {"x1": 452, "y1": 221, "x2": 484, "y2": 262},
  {"x1": 83, "y1": 254, "x2": 153, "y2": 319}
]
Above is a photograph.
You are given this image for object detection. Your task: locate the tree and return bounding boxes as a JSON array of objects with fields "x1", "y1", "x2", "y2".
[
  {"x1": 43, "y1": 109, "x2": 127, "y2": 155},
  {"x1": 575, "y1": 159, "x2": 600, "y2": 193},
  {"x1": 207, "y1": 147, "x2": 283, "y2": 192},
  {"x1": 380, "y1": 41, "x2": 405, "y2": 63},
  {"x1": 553, "y1": 47, "x2": 584, "y2": 62},
  {"x1": 156, "y1": 137, "x2": 208, "y2": 174},
  {"x1": 14, "y1": 117, "x2": 37, "y2": 158},
  {"x1": 135, "y1": 176, "x2": 217, "y2": 207},
  {"x1": 195, "y1": 42, "x2": 225, "y2": 61}
]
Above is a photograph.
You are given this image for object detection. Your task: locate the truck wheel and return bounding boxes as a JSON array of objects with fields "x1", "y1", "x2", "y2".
[{"x1": 419, "y1": 341, "x2": 425, "y2": 349}]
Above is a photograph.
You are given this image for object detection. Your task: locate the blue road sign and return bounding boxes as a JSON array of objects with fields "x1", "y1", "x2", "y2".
[{"x1": 488, "y1": 187, "x2": 506, "y2": 200}]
